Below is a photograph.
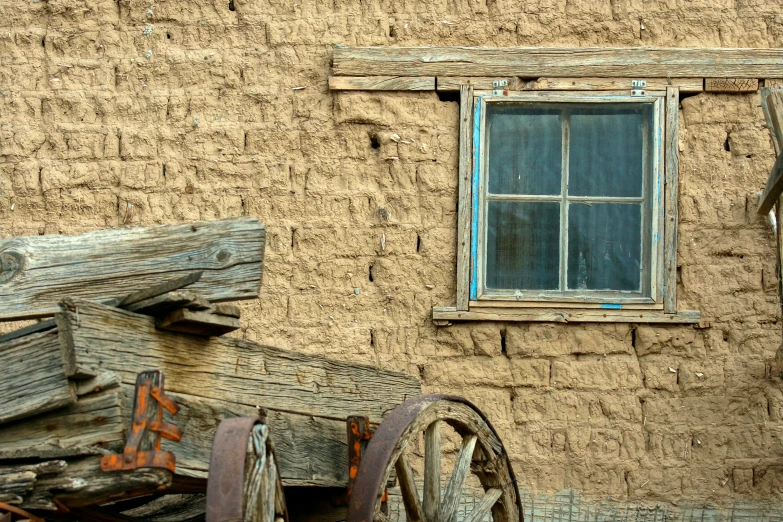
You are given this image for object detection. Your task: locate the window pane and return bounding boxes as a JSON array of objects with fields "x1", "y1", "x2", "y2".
[
  {"x1": 569, "y1": 105, "x2": 649, "y2": 198},
  {"x1": 567, "y1": 203, "x2": 642, "y2": 291},
  {"x1": 486, "y1": 201, "x2": 560, "y2": 290},
  {"x1": 487, "y1": 105, "x2": 561, "y2": 196}
]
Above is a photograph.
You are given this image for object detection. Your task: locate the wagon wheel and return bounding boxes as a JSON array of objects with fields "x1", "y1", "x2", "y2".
[
  {"x1": 347, "y1": 395, "x2": 521, "y2": 522},
  {"x1": 206, "y1": 417, "x2": 288, "y2": 522}
]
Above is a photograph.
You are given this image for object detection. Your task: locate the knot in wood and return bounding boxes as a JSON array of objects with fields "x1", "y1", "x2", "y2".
[{"x1": 0, "y1": 250, "x2": 24, "y2": 284}]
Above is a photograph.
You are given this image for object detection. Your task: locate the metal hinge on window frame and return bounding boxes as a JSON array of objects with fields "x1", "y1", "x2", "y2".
[
  {"x1": 492, "y1": 79, "x2": 509, "y2": 91},
  {"x1": 631, "y1": 80, "x2": 647, "y2": 97}
]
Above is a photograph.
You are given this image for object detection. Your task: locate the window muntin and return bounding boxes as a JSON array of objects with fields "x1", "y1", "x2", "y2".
[{"x1": 471, "y1": 92, "x2": 665, "y2": 304}]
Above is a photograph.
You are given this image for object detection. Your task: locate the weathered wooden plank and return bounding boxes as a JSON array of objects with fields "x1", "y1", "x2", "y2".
[
  {"x1": 762, "y1": 88, "x2": 783, "y2": 154},
  {"x1": 118, "y1": 494, "x2": 207, "y2": 521},
  {"x1": 704, "y1": 78, "x2": 759, "y2": 92},
  {"x1": 0, "y1": 389, "x2": 126, "y2": 460},
  {"x1": 124, "y1": 290, "x2": 212, "y2": 316},
  {"x1": 759, "y1": 88, "x2": 783, "y2": 322},
  {"x1": 0, "y1": 217, "x2": 265, "y2": 321},
  {"x1": 456, "y1": 84, "x2": 474, "y2": 311},
  {"x1": 0, "y1": 329, "x2": 75, "y2": 426},
  {"x1": 0, "y1": 461, "x2": 66, "y2": 505},
  {"x1": 56, "y1": 299, "x2": 420, "y2": 422},
  {"x1": 155, "y1": 308, "x2": 241, "y2": 337},
  {"x1": 213, "y1": 303, "x2": 241, "y2": 318},
  {"x1": 115, "y1": 271, "x2": 203, "y2": 308},
  {"x1": 22, "y1": 457, "x2": 172, "y2": 510},
  {"x1": 0, "y1": 319, "x2": 56, "y2": 343},
  {"x1": 423, "y1": 421, "x2": 441, "y2": 522},
  {"x1": 757, "y1": 152, "x2": 783, "y2": 216},
  {"x1": 436, "y1": 77, "x2": 524, "y2": 91},
  {"x1": 333, "y1": 47, "x2": 783, "y2": 78},
  {"x1": 664, "y1": 87, "x2": 679, "y2": 313},
  {"x1": 524, "y1": 77, "x2": 703, "y2": 93},
  {"x1": 75, "y1": 371, "x2": 121, "y2": 396},
  {"x1": 161, "y1": 392, "x2": 349, "y2": 486},
  {"x1": 328, "y1": 76, "x2": 435, "y2": 90},
  {"x1": 758, "y1": 90, "x2": 783, "y2": 215},
  {"x1": 432, "y1": 306, "x2": 700, "y2": 323}
]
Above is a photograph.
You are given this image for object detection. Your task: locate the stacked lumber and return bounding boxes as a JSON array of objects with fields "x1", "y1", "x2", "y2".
[{"x1": 0, "y1": 218, "x2": 421, "y2": 517}]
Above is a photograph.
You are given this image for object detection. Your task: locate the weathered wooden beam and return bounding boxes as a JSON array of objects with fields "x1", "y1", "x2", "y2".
[
  {"x1": 436, "y1": 77, "x2": 703, "y2": 93},
  {"x1": 0, "y1": 461, "x2": 66, "y2": 505},
  {"x1": 56, "y1": 299, "x2": 420, "y2": 422},
  {"x1": 704, "y1": 78, "x2": 759, "y2": 92},
  {"x1": 164, "y1": 393, "x2": 349, "y2": 486},
  {"x1": 0, "y1": 389, "x2": 126, "y2": 460},
  {"x1": 524, "y1": 77, "x2": 704, "y2": 93},
  {"x1": 114, "y1": 271, "x2": 203, "y2": 308},
  {"x1": 764, "y1": 89, "x2": 783, "y2": 152},
  {"x1": 333, "y1": 47, "x2": 783, "y2": 78},
  {"x1": 124, "y1": 290, "x2": 211, "y2": 316},
  {"x1": 432, "y1": 306, "x2": 700, "y2": 323},
  {"x1": 155, "y1": 308, "x2": 241, "y2": 337},
  {"x1": 75, "y1": 371, "x2": 121, "y2": 396},
  {"x1": 456, "y1": 84, "x2": 473, "y2": 311},
  {"x1": 757, "y1": 152, "x2": 783, "y2": 216},
  {"x1": 22, "y1": 457, "x2": 172, "y2": 510},
  {"x1": 110, "y1": 494, "x2": 207, "y2": 521},
  {"x1": 664, "y1": 86, "x2": 680, "y2": 314},
  {"x1": 0, "y1": 329, "x2": 74, "y2": 426},
  {"x1": 0, "y1": 217, "x2": 265, "y2": 321},
  {"x1": 328, "y1": 76, "x2": 435, "y2": 90},
  {"x1": 436, "y1": 77, "x2": 524, "y2": 91},
  {"x1": 0, "y1": 319, "x2": 56, "y2": 343},
  {"x1": 213, "y1": 303, "x2": 241, "y2": 318}
]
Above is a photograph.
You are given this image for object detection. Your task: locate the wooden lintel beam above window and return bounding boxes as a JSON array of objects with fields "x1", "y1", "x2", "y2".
[
  {"x1": 327, "y1": 76, "x2": 435, "y2": 91},
  {"x1": 432, "y1": 306, "x2": 701, "y2": 324},
  {"x1": 332, "y1": 46, "x2": 783, "y2": 79},
  {"x1": 433, "y1": 77, "x2": 704, "y2": 92}
]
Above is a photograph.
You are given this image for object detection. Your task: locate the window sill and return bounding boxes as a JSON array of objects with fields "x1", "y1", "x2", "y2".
[{"x1": 432, "y1": 306, "x2": 700, "y2": 324}]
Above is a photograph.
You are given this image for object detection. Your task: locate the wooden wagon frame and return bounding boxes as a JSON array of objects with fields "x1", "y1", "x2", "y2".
[{"x1": 0, "y1": 218, "x2": 520, "y2": 522}]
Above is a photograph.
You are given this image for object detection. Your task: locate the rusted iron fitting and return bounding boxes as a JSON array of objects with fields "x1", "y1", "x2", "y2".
[
  {"x1": 346, "y1": 416, "x2": 378, "y2": 501},
  {"x1": 101, "y1": 370, "x2": 182, "y2": 473}
]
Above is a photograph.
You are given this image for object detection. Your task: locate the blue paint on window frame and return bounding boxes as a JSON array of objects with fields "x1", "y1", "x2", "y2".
[{"x1": 470, "y1": 96, "x2": 483, "y2": 301}]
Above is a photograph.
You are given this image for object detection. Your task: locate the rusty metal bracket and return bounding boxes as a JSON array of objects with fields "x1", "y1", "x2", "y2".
[
  {"x1": 346, "y1": 415, "x2": 387, "y2": 504},
  {"x1": 101, "y1": 370, "x2": 182, "y2": 473}
]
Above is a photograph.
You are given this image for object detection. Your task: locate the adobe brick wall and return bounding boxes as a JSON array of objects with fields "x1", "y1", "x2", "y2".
[{"x1": 2, "y1": 0, "x2": 783, "y2": 507}]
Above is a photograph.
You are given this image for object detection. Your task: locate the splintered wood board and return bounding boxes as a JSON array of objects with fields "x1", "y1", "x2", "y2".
[
  {"x1": 57, "y1": 299, "x2": 420, "y2": 421},
  {"x1": 0, "y1": 389, "x2": 126, "y2": 460},
  {"x1": 0, "y1": 217, "x2": 265, "y2": 321},
  {"x1": 0, "y1": 329, "x2": 75, "y2": 426},
  {"x1": 333, "y1": 46, "x2": 783, "y2": 78}
]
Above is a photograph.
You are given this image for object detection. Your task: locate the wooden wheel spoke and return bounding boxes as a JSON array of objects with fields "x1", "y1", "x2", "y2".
[
  {"x1": 395, "y1": 451, "x2": 425, "y2": 522},
  {"x1": 423, "y1": 420, "x2": 441, "y2": 522},
  {"x1": 464, "y1": 488, "x2": 502, "y2": 522},
  {"x1": 440, "y1": 434, "x2": 478, "y2": 522}
]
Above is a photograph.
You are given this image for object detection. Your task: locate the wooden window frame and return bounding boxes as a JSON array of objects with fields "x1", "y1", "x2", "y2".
[
  {"x1": 438, "y1": 85, "x2": 699, "y2": 324},
  {"x1": 327, "y1": 44, "x2": 783, "y2": 324},
  {"x1": 471, "y1": 90, "x2": 664, "y2": 305}
]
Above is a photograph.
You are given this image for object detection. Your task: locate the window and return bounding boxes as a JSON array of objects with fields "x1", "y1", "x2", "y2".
[
  {"x1": 438, "y1": 86, "x2": 696, "y2": 323},
  {"x1": 472, "y1": 93, "x2": 663, "y2": 304}
]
